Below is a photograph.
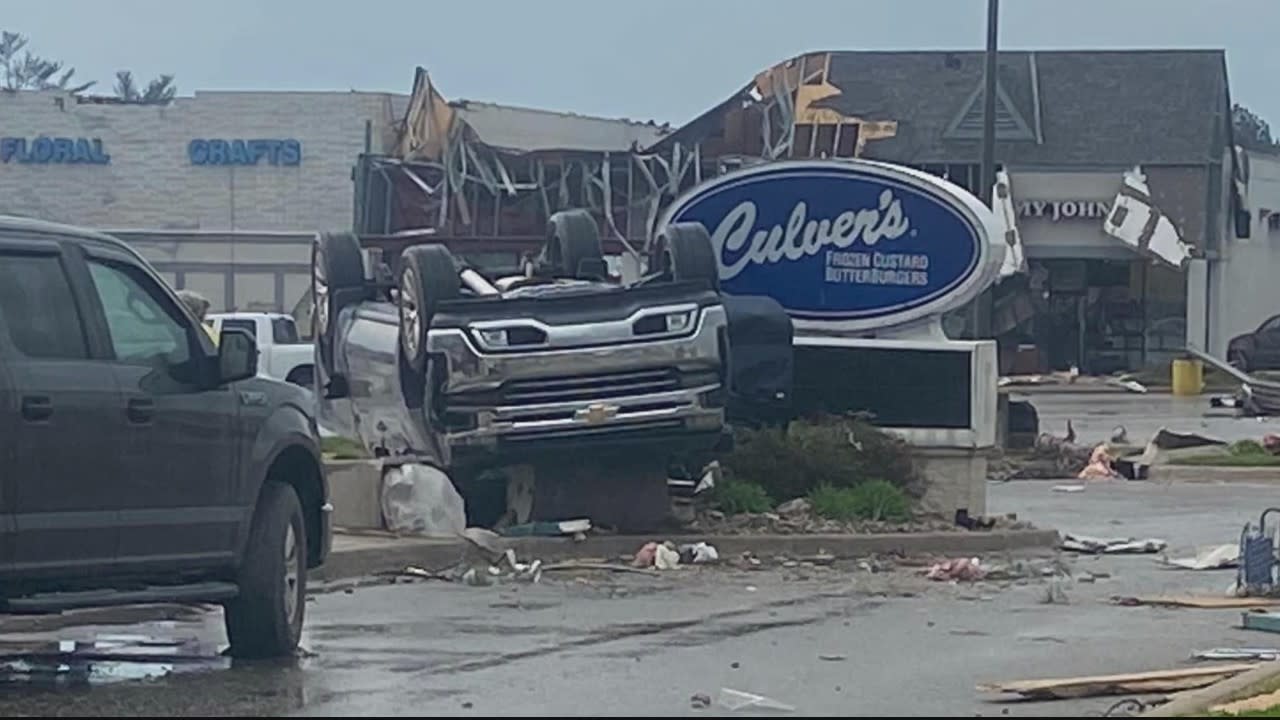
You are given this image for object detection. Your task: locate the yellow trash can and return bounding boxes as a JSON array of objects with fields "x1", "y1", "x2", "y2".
[{"x1": 1171, "y1": 358, "x2": 1204, "y2": 396}]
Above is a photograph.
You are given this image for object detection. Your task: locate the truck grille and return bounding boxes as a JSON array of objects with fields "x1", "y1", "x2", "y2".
[{"x1": 501, "y1": 368, "x2": 680, "y2": 405}]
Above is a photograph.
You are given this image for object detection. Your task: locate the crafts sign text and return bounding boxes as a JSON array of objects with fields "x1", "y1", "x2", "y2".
[{"x1": 658, "y1": 161, "x2": 999, "y2": 331}]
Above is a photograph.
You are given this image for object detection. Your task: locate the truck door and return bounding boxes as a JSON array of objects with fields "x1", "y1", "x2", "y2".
[
  {"x1": 0, "y1": 235, "x2": 124, "y2": 577},
  {"x1": 0, "y1": 319, "x2": 15, "y2": 579},
  {"x1": 80, "y1": 247, "x2": 241, "y2": 573}
]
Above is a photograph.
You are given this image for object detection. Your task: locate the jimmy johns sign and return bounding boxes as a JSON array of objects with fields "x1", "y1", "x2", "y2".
[
  {"x1": 657, "y1": 160, "x2": 1003, "y2": 334},
  {"x1": 1017, "y1": 199, "x2": 1111, "y2": 222}
]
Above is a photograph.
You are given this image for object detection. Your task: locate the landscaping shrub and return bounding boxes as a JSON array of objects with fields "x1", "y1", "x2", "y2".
[
  {"x1": 809, "y1": 481, "x2": 911, "y2": 522},
  {"x1": 721, "y1": 415, "x2": 923, "y2": 503},
  {"x1": 709, "y1": 477, "x2": 774, "y2": 515},
  {"x1": 320, "y1": 435, "x2": 369, "y2": 460},
  {"x1": 1231, "y1": 439, "x2": 1268, "y2": 456}
]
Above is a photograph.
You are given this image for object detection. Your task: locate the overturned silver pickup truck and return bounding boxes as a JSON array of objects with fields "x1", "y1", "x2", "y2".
[{"x1": 313, "y1": 210, "x2": 737, "y2": 528}]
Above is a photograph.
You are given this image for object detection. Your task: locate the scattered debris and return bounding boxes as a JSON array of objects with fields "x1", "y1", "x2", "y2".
[
  {"x1": 690, "y1": 693, "x2": 712, "y2": 710},
  {"x1": 680, "y1": 542, "x2": 720, "y2": 564},
  {"x1": 654, "y1": 544, "x2": 681, "y2": 570},
  {"x1": 1053, "y1": 484, "x2": 1086, "y2": 493},
  {"x1": 633, "y1": 542, "x2": 658, "y2": 568},
  {"x1": 775, "y1": 498, "x2": 812, "y2": 519},
  {"x1": 718, "y1": 687, "x2": 795, "y2": 712},
  {"x1": 1191, "y1": 647, "x2": 1280, "y2": 662},
  {"x1": 1041, "y1": 578, "x2": 1070, "y2": 605},
  {"x1": 400, "y1": 566, "x2": 451, "y2": 581},
  {"x1": 382, "y1": 463, "x2": 467, "y2": 537},
  {"x1": 925, "y1": 557, "x2": 986, "y2": 582},
  {"x1": 1112, "y1": 595, "x2": 1280, "y2": 609},
  {"x1": 1079, "y1": 444, "x2": 1123, "y2": 480},
  {"x1": 818, "y1": 653, "x2": 847, "y2": 661},
  {"x1": 1102, "y1": 698, "x2": 1157, "y2": 717},
  {"x1": 997, "y1": 371, "x2": 1147, "y2": 394},
  {"x1": 501, "y1": 518, "x2": 591, "y2": 538},
  {"x1": 977, "y1": 663, "x2": 1258, "y2": 700},
  {"x1": 1242, "y1": 611, "x2": 1280, "y2": 634},
  {"x1": 540, "y1": 561, "x2": 661, "y2": 578},
  {"x1": 1211, "y1": 688, "x2": 1280, "y2": 715},
  {"x1": 1162, "y1": 544, "x2": 1240, "y2": 570},
  {"x1": 955, "y1": 509, "x2": 997, "y2": 531},
  {"x1": 1061, "y1": 534, "x2": 1166, "y2": 554}
]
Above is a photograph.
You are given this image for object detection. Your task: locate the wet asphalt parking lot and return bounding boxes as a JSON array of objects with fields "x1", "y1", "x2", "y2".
[{"x1": 2, "y1": 390, "x2": 1279, "y2": 717}]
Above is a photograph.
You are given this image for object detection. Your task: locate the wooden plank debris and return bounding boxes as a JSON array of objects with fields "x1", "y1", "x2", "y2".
[
  {"x1": 1211, "y1": 688, "x2": 1280, "y2": 715},
  {"x1": 978, "y1": 664, "x2": 1258, "y2": 700},
  {"x1": 1113, "y1": 595, "x2": 1280, "y2": 609}
]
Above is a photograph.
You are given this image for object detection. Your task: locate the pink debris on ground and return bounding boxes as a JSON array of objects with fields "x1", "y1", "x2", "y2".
[
  {"x1": 1078, "y1": 443, "x2": 1121, "y2": 480},
  {"x1": 633, "y1": 542, "x2": 659, "y2": 568},
  {"x1": 925, "y1": 557, "x2": 986, "y2": 582}
]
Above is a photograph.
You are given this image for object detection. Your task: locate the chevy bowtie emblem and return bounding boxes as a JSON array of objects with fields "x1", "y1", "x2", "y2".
[{"x1": 577, "y1": 403, "x2": 619, "y2": 425}]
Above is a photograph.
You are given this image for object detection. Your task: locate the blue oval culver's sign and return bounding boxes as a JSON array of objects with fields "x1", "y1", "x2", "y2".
[{"x1": 658, "y1": 160, "x2": 1003, "y2": 332}]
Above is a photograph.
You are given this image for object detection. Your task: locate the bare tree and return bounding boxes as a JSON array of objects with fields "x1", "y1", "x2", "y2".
[
  {"x1": 0, "y1": 30, "x2": 93, "y2": 93},
  {"x1": 1233, "y1": 103, "x2": 1280, "y2": 152},
  {"x1": 113, "y1": 70, "x2": 176, "y2": 105}
]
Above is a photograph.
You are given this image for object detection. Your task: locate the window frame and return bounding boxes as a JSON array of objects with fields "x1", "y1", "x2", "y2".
[
  {"x1": 0, "y1": 238, "x2": 94, "y2": 362},
  {"x1": 78, "y1": 244, "x2": 215, "y2": 381}
]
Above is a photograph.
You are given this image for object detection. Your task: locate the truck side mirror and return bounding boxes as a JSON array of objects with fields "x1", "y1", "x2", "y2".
[
  {"x1": 218, "y1": 327, "x2": 258, "y2": 384},
  {"x1": 324, "y1": 373, "x2": 350, "y2": 399}
]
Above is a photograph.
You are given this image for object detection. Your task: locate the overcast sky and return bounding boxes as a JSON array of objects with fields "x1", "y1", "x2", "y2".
[{"x1": 6, "y1": 0, "x2": 1277, "y2": 127}]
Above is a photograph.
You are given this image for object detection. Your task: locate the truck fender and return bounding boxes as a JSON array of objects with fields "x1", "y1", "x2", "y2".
[{"x1": 233, "y1": 404, "x2": 328, "y2": 568}]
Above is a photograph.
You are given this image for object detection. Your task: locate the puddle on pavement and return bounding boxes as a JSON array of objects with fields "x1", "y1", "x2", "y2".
[{"x1": 0, "y1": 634, "x2": 228, "y2": 689}]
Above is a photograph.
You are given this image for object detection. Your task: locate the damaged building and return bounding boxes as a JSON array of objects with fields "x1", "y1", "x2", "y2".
[
  {"x1": 362, "y1": 50, "x2": 1244, "y2": 374},
  {"x1": 0, "y1": 49, "x2": 1258, "y2": 369}
]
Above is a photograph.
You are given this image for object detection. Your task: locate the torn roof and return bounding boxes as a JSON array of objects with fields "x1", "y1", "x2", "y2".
[
  {"x1": 650, "y1": 49, "x2": 1230, "y2": 166},
  {"x1": 396, "y1": 67, "x2": 670, "y2": 160},
  {"x1": 449, "y1": 99, "x2": 670, "y2": 154}
]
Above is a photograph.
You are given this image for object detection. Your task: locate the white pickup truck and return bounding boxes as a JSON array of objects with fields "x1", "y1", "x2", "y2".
[{"x1": 207, "y1": 312, "x2": 315, "y2": 389}]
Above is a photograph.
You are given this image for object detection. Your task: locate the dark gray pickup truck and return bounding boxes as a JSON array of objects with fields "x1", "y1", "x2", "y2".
[{"x1": 0, "y1": 216, "x2": 330, "y2": 658}]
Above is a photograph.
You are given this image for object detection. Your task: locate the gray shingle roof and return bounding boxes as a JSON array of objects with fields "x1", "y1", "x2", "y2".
[
  {"x1": 816, "y1": 50, "x2": 1229, "y2": 166},
  {"x1": 652, "y1": 50, "x2": 1229, "y2": 167}
]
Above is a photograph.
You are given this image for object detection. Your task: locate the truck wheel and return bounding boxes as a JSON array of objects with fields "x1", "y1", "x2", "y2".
[
  {"x1": 653, "y1": 223, "x2": 720, "y2": 291},
  {"x1": 546, "y1": 210, "x2": 604, "y2": 279},
  {"x1": 399, "y1": 245, "x2": 460, "y2": 373},
  {"x1": 224, "y1": 482, "x2": 307, "y2": 659},
  {"x1": 314, "y1": 233, "x2": 365, "y2": 371}
]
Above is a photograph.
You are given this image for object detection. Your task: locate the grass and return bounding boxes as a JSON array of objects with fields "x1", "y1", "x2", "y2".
[
  {"x1": 808, "y1": 481, "x2": 910, "y2": 523},
  {"x1": 1207, "y1": 708, "x2": 1280, "y2": 717},
  {"x1": 710, "y1": 478, "x2": 773, "y2": 515},
  {"x1": 320, "y1": 435, "x2": 370, "y2": 460},
  {"x1": 1169, "y1": 454, "x2": 1280, "y2": 467},
  {"x1": 1169, "y1": 439, "x2": 1280, "y2": 467}
]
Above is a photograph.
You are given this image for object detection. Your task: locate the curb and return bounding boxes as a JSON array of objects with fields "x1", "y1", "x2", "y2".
[
  {"x1": 1148, "y1": 465, "x2": 1280, "y2": 485},
  {"x1": 1144, "y1": 661, "x2": 1280, "y2": 717},
  {"x1": 312, "y1": 528, "x2": 1062, "y2": 582}
]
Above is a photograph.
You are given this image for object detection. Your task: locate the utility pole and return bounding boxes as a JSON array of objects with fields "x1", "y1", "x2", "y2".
[
  {"x1": 979, "y1": 0, "x2": 1000, "y2": 206},
  {"x1": 974, "y1": 0, "x2": 1000, "y2": 339}
]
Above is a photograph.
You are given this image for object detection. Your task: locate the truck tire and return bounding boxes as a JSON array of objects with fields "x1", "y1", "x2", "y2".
[
  {"x1": 313, "y1": 233, "x2": 365, "y2": 371},
  {"x1": 546, "y1": 210, "x2": 604, "y2": 279},
  {"x1": 653, "y1": 223, "x2": 720, "y2": 291},
  {"x1": 399, "y1": 245, "x2": 460, "y2": 374},
  {"x1": 224, "y1": 482, "x2": 307, "y2": 659}
]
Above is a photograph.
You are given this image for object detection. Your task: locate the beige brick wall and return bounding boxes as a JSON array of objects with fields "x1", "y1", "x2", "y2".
[{"x1": 0, "y1": 90, "x2": 406, "y2": 232}]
